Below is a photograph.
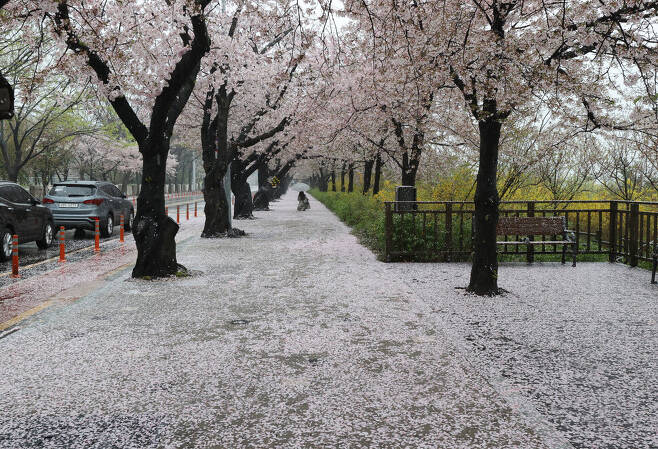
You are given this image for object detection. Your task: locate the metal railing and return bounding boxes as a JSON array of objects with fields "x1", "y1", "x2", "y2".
[{"x1": 384, "y1": 200, "x2": 658, "y2": 266}]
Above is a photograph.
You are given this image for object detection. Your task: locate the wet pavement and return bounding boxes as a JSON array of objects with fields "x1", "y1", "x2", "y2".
[
  {"x1": 0, "y1": 193, "x2": 556, "y2": 448},
  {"x1": 0, "y1": 201, "x2": 206, "y2": 327},
  {"x1": 399, "y1": 262, "x2": 658, "y2": 449},
  {"x1": 0, "y1": 199, "x2": 205, "y2": 287}
]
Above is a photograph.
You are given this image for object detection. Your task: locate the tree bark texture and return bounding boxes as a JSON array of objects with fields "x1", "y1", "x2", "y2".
[
  {"x1": 200, "y1": 87, "x2": 233, "y2": 237},
  {"x1": 362, "y1": 159, "x2": 374, "y2": 194},
  {"x1": 253, "y1": 183, "x2": 272, "y2": 211},
  {"x1": 340, "y1": 163, "x2": 346, "y2": 192},
  {"x1": 233, "y1": 180, "x2": 254, "y2": 219},
  {"x1": 201, "y1": 165, "x2": 231, "y2": 236},
  {"x1": 132, "y1": 144, "x2": 182, "y2": 278},
  {"x1": 373, "y1": 153, "x2": 382, "y2": 195},
  {"x1": 401, "y1": 152, "x2": 419, "y2": 186},
  {"x1": 347, "y1": 163, "x2": 354, "y2": 193},
  {"x1": 467, "y1": 116, "x2": 502, "y2": 296}
]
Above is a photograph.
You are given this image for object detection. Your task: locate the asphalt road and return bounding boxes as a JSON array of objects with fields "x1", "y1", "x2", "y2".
[{"x1": 0, "y1": 199, "x2": 205, "y2": 287}]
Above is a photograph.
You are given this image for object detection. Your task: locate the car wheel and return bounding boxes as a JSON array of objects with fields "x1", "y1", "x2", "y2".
[
  {"x1": 125, "y1": 210, "x2": 134, "y2": 231},
  {"x1": 36, "y1": 221, "x2": 54, "y2": 249},
  {"x1": 0, "y1": 229, "x2": 12, "y2": 262},
  {"x1": 101, "y1": 214, "x2": 114, "y2": 238}
]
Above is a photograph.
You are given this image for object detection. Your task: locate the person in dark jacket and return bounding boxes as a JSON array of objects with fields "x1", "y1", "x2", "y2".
[{"x1": 297, "y1": 191, "x2": 310, "y2": 211}]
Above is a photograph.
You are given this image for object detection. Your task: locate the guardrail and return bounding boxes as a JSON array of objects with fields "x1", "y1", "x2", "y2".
[{"x1": 384, "y1": 200, "x2": 658, "y2": 267}]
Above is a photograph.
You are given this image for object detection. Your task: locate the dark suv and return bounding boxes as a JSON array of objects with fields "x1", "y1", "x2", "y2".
[
  {"x1": 43, "y1": 181, "x2": 134, "y2": 237},
  {"x1": 0, "y1": 181, "x2": 55, "y2": 261}
]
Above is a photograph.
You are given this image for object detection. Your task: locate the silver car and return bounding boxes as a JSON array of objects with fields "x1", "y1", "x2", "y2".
[{"x1": 43, "y1": 181, "x2": 134, "y2": 237}]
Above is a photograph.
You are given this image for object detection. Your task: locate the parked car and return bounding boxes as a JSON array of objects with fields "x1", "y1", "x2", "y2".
[
  {"x1": 42, "y1": 181, "x2": 134, "y2": 238},
  {"x1": 0, "y1": 181, "x2": 55, "y2": 261}
]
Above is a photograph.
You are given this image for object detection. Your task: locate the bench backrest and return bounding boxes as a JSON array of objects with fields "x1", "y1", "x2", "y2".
[{"x1": 497, "y1": 216, "x2": 566, "y2": 236}]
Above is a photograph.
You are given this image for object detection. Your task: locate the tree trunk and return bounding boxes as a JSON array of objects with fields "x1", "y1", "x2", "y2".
[
  {"x1": 253, "y1": 161, "x2": 271, "y2": 211},
  {"x1": 201, "y1": 164, "x2": 231, "y2": 237},
  {"x1": 362, "y1": 158, "x2": 374, "y2": 194},
  {"x1": 467, "y1": 116, "x2": 502, "y2": 296},
  {"x1": 253, "y1": 184, "x2": 272, "y2": 211},
  {"x1": 233, "y1": 180, "x2": 254, "y2": 218},
  {"x1": 401, "y1": 152, "x2": 418, "y2": 186},
  {"x1": 279, "y1": 174, "x2": 292, "y2": 196},
  {"x1": 271, "y1": 158, "x2": 297, "y2": 199},
  {"x1": 373, "y1": 153, "x2": 382, "y2": 195},
  {"x1": 132, "y1": 146, "x2": 182, "y2": 278},
  {"x1": 319, "y1": 168, "x2": 329, "y2": 192},
  {"x1": 6, "y1": 166, "x2": 18, "y2": 183},
  {"x1": 258, "y1": 163, "x2": 269, "y2": 187},
  {"x1": 347, "y1": 163, "x2": 354, "y2": 192},
  {"x1": 340, "y1": 163, "x2": 346, "y2": 192},
  {"x1": 200, "y1": 85, "x2": 238, "y2": 237},
  {"x1": 331, "y1": 169, "x2": 336, "y2": 192},
  {"x1": 120, "y1": 172, "x2": 131, "y2": 195}
]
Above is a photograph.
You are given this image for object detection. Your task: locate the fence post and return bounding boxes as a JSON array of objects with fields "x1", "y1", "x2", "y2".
[
  {"x1": 609, "y1": 201, "x2": 618, "y2": 262},
  {"x1": 120, "y1": 215, "x2": 125, "y2": 243},
  {"x1": 527, "y1": 201, "x2": 535, "y2": 263},
  {"x1": 59, "y1": 227, "x2": 66, "y2": 263},
  {"x1": 629, "y1": 203, "x2": 639, "y2": 267},
  {"x1": 445, "y1": 203, "x2": 453, "y2": 262},
  {"x1": 11, "y1": 235, "x2": 19, "y2": 278},
  {"x1": 94, "y1": 219, "x2": 100, "y2": 253},
  {"x1": 385, "y1": 202, "x2": 392, "y2": 262}
]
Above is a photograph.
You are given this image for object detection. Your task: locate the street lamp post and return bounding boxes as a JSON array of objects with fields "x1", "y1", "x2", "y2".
[{"x1": 0, "y1": 73, "x2": 14, "y2": 120}]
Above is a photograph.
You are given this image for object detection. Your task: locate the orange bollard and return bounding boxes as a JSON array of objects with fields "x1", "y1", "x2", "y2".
[
  {"x1": 194, "y1": 202, "x2": 197, "y2": 217},
  {"x1": 176, "y1": 205, "x2": 180, "y2": 224},
  {"x1": 186, "y1": 203, "x2": 189, "y2": 220},
  {"x1": 11, "y1": 235, "x2": 19, "y2": 278},
  {"x1": 120, "y1": 215, "x2": 125, "y2": 243},
  {"x1": 59, "y1": 227, "x2": 66, "y2": 263},
  {"x1": 165, "y1": 206, "x2": 169, "y2": 216},
  {"x1": 94, "y1": 219, "x2": 100, "y2": 253}
]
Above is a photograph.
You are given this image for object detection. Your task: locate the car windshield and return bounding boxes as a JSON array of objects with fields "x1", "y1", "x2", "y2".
[{"x1": 49, "y1": 185, "x2": 96, "y2": 197}]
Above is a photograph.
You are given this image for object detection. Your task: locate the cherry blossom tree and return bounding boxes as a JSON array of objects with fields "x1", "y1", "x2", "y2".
[
  {"x1": 180, "y1": 0, "x2": 315, "y2": 236},
  {"x1": 13, "y1": 0, "x2": 214, "y2": 277},
  {"x1": 342, "y1": 0, "x2": 658, "y2": 295}
]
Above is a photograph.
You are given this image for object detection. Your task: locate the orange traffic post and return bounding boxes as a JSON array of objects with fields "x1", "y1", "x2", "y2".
[
  {"x1": 11, "y1": 235, "x2": 19, "y2": 278},
  {"x1": 194, "y1": 202, "x2": 197, "y2": 217},
  {"x1": 176, "y1": 205, "x2": 180, "y2": 224},
  {"x1": 186, "y1": 203, "x2": 189, "y2": 220},
  {"x1": 59, "y1": 227, "x2": 66, "y2": 263},
  {"x1": 165, "y1": 206, "x2": 169, "y2": 216},
  {"x1": 120, "y1": 215, "x2": 125, "y2": 243},
  {"x1": 94, "y1": 219, "x2": 100, "y2": 253}
]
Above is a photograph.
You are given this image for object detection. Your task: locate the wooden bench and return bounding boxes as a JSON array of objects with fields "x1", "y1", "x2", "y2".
[{"x1": 497, "y1": 216, "x2": 577, "y2": 267}]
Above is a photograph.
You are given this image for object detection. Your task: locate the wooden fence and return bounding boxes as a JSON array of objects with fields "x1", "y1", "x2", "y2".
[{"x1": 384, "y1": 200, "x2": 658, "y2": 266}]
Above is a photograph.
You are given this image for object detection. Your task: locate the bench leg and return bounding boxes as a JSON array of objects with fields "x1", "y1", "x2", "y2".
[
  {"x1": 572, "y1": 243, "x2": 577, "y2": 267},
  {"x1": 652, "y1": 257, "x2": 657, "y2": 284},
  {"x1": 561, "y1": 245, "x2": 566, "y2": 264}
]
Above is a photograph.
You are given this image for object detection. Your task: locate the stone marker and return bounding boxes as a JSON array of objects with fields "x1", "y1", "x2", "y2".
[{"x1": 395, "y1": 186, "x2": 417, "y2": 211}]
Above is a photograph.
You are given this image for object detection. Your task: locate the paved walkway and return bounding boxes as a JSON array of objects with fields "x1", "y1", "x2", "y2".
[
  {"x1": 399, "y1": 262, "x2": 657, "y2": 449},
  {"x1": 0, "y1": 194, "x2": 569, "y2": 448}
]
